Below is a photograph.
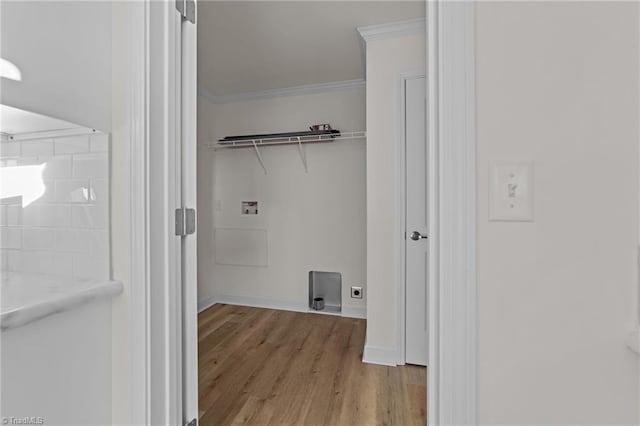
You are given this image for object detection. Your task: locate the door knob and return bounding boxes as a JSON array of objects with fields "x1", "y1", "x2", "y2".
[{"x1": 410, "y1": 231, "x2": 428, "y2": 241}]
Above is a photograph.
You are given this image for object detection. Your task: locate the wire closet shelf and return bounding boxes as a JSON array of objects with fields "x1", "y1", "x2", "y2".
[
  {"x1": 209, "y1": 130, "x2": 366, "y2": 174},
  {"x1": 209, "y1": 130, "x2": 366, "y2": 150}
]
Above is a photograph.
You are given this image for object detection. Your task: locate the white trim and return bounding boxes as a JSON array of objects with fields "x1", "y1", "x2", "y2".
[
  {"x1": 128, "y1": 1, "x2": 151, "y2": 425},
  {"x1": 427, "y1": 1, "x2": 477, "y2": 425},
  {"x1": 126, "y1": 2, "x2": 184, "y2": 424},
  {"x1": 341, "y1": 305, "x2": 366, "y2": 319},
  {"x1": 362, "y1": 344, "x2": 398, "y2": 367},
  {"x1": 181, "y1": 5, "x2": 199, "y2": 425},
  {"x1": 197, "y1": 296, "x2": 218, "y2": 313},
  {"x1": 198, "y1": 79, "x2": 365, "y2": 104},
  {"x1": 197, "y1": 295, "x2": 367, "y2": 319},
  {"x1": 397, "y1": 71, "x2": 426, "y2": 367},
  {"x1": 146, "y1": 2, "x2": 183, "y2": 424},
  {"x1": 357, "y1": 18, "x2": 426, "y2": 43},
  {"x1": 216, "y1": 294, "x2": 307, "y2": 312}
]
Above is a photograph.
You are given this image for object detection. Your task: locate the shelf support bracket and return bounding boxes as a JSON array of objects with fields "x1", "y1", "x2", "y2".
[
  {"x1": 252, "y1": 140, "x2": 267, "y2": 174},
  {"x1": 297, "y1": 137, "x2": 308, "y2": 173}
]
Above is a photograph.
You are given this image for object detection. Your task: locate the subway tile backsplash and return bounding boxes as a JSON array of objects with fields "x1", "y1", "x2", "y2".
[
  {"x1": 54, "y1": 135, "x2": 90, "y2": 155},
  {"x1": 22, "y1": 228, "x2": 55, "y2": 250},
  {"x1": 0, "y1": 142, "x2": 21, "y2": 158},
  {"x1": 71, "y1": 205, "x2": 108, "y2": 229},
  {"x1": 73, "y1": 153, "x2": 109, "y2": 178},
  {"x1": 0, "y1": 132, "x2": 110, "y2": 280},
  {"x1": 41, "y1": 155, "x2": 73, "y2": 179},
  {"x1": 55, "y1": 179, "x2": 91, "y2": 203},
  {"x1": 89, "y1": 134, "x2": 109, "y2": 153},
  {"x1": 22, "y1": 139, "x2": 54, "y2": 157}
]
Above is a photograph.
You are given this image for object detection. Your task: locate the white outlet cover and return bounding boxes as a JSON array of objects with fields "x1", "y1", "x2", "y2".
[{"x1": 489, "y1": 161, "x2": 533, "y2": 221}]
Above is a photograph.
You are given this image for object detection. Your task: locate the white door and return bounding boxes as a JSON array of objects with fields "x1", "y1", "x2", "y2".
[
  {"x1": 405, "y1": 76, "x2": 427, "y2": 366},
  {"x1": 179, "y1": 2, "x2": 198, "y2": 425}
]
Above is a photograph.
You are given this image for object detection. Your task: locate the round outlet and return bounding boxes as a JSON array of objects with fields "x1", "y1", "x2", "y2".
[{"x1": 350, "y1": 287, "x2": 363, "y2": 299}]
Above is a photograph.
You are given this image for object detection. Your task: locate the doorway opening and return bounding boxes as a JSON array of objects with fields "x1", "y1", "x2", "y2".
[{"x1": 194, "y1": 1, "x2": 427, "y2": 424}]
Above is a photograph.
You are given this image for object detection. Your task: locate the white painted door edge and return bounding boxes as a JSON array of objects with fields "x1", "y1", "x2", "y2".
[
  {"x1": 426, "y1": 1, "x2": 478, "y2": 425},
  {"x1": 180, "y1": 5, "x2": 199, "y2": 425}
]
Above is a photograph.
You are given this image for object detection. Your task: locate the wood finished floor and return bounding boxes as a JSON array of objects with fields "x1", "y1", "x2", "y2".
[{"x1": 198, "y1": 304, "x2": 426, "y2": 426}]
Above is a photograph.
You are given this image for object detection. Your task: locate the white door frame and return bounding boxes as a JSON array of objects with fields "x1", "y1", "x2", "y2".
[
  {"x1": 124, "y1": 0, "x2": 477, "y2": 425},
  {"x1": 122, "y1": 1, "x2": 151, "y2": 424},
  {"x1": 426, "y1": 1, "x2": 477, "y2": 424},
  {"x1": 123, "y1": 1, "x2": 185, "y2": 424}
]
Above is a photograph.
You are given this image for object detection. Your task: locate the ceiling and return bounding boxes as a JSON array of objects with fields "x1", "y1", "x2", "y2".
[
  {"x1": 0, "y1": 104, "x2": 81, "y2": 135},
  {"x1": 197, "y1": 1, "x2": 424, "y2": 96}
]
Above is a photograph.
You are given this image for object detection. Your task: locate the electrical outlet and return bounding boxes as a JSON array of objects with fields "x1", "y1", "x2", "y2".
[{"x1": 351, "y1": 286, "x2": 363, "y2": 299}]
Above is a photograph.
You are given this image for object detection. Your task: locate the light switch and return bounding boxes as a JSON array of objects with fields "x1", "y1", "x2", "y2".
[
  {"x1": 489, "y1": 161, "x2": 533, "y2": 221},
  {"x1": 215, "y1": 199, "x2": 223, "y2": 211}
]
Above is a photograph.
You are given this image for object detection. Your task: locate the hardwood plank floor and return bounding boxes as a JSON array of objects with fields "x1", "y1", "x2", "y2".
[{"x1": 198, "y1": 304, "x2": 426, "y2": 426}]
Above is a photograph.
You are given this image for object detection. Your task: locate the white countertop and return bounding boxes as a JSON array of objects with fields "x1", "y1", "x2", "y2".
[{"x1": 1, "y1": 271, "x2": 123, "y2": 330}]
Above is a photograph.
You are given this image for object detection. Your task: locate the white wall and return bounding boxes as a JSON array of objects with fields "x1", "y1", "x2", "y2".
[
  {"x1": 364, "y1": 33, "x2": 425, "y2": 359},
  {"x1": 197, "y1": 96, "x2": 217, "y2": 305},
  {"x1": 1, "y1": 301, "x2": 112, "y2": 426},
  {"x1": 197, "y1": 88, "x2": 366, "y2": 315},
  {"x1": 0, "y1": 1, "x2": 111, "y2": 131},
  {"x1": 476, "y1": 2, "x2": 639, "y2": 423}
]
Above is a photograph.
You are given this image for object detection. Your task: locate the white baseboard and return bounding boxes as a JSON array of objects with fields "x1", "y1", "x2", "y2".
[
  {"x1": 362, "y1": 344, "x2": 398, "y2": 367},
  {"x1": 197, "y1": 296, "x2": 217, "y2": 313},
  {"x1": 196, "y1": 294, "x2": 367, "y2": 319},
  {"x1": 341, "y1": 305, "x2": 366, "y2": 319},
  {"x1": 214, "y1": 294, "x2": 308, "y2": 313}
]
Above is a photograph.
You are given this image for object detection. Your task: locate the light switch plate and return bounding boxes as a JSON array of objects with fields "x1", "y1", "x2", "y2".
[{"x1": 489, "y1": 161, "x2": 533, "y2": 221}]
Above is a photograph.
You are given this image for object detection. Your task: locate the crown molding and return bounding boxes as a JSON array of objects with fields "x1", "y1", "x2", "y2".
[
  {"x1": 357, "y1": 17, "x2": 426, "y2": 43},
  {"x1": 198, "y1": 78, "x2": 365, "y2": 104}
]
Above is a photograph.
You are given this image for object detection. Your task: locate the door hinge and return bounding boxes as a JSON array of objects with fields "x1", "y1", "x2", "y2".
[
  {"x1": 176, "y1": 0, "x2": 196, "y2": 24},
  {"x1": 185, "y1": 419, "x2": 197, "y2": 426},
  {"x1": 175, "y1": 207, "x2": 196, "y2": 237}
]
